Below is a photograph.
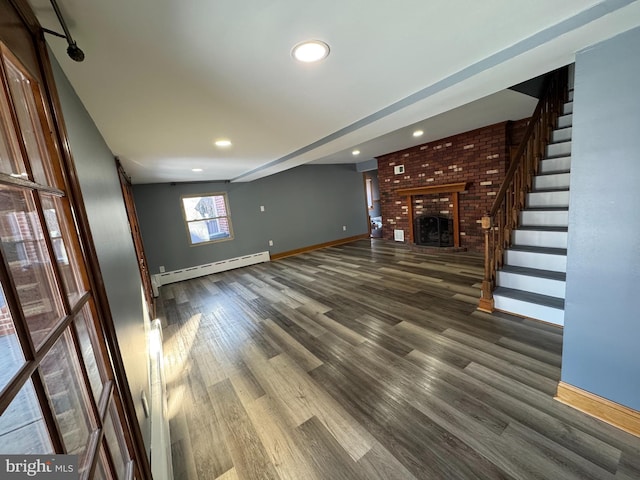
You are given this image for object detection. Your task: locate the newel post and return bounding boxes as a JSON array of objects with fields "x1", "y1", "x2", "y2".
[{"x1": 478, "y1": 214, "x2": 495, "y2": 312}]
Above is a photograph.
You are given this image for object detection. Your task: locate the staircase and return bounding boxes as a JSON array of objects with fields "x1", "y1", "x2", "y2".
[
  {"x1": 492, "y1": 91, "x2": 573, "y2": 326},
  {"x1": 478, "y1": 67, "x2": 571, "y2": 327}
]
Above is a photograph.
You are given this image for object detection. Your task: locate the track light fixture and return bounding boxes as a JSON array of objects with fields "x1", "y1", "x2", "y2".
[{"x1": 42, "y1": 0, "x2": 85, "y2": 62}]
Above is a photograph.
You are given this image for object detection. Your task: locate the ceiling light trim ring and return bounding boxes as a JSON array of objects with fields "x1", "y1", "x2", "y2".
[{"x1": 292, "y1": 40, "x2": 330, "y2": 63}]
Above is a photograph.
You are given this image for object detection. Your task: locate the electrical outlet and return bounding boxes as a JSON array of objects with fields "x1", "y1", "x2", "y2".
[
  {"x1": 342, "y1": 225, "x2": 347, "y2": 231},
  {"x1": 159, "y1": 266, "x2": 165, "y2": 273},
  {"x1": 268, "y1": 240, "x2": 273, "y2": 246},
  {"x1": 260, "y1": 205, "x2": 265, "y2": 212}
]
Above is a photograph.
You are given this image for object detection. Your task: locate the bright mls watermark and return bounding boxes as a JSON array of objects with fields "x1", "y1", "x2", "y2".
[{"x1": 1, "y1": 455, "x2": 77, "y2": 479}]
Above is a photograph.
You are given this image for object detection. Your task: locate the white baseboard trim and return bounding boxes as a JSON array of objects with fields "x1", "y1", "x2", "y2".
[
  {"x1": 149, "y1": 320, "x2": 173, "y2": 480},
  {"x1": 151, "y1": 251, "x2": 270, "y2": 295}
]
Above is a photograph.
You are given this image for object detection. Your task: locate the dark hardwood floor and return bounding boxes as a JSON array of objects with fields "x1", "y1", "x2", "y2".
[{"x1": 158, "y1": 239, "x2": 640, "y2": 480}]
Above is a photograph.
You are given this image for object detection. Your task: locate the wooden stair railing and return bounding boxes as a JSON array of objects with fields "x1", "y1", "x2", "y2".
[{"x1": 478, "y1": 67, "x2": 568, "y2": 312}]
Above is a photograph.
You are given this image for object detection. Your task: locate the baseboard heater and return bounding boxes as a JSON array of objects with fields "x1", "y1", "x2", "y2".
[{"x1": 151, "y1": 251, "x2": 270, "y2": 295}]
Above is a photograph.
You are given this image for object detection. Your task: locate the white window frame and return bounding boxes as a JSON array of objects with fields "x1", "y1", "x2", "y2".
[{"x1": 181, "y1": 193, "x2": 234, "y2": 246}]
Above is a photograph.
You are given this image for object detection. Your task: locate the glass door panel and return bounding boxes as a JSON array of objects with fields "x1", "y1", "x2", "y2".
[
  {"x1": 73, "y1": 303, "x2": 107, "y2": 404},
  {"x1": 0, "y1": 280, "x2": 25, "y2": 392},
  {"x1": 39, "y1": 329, "x2": 96, "y2": 461},
  {"x1": 0, "y1": 186, "x2": 64, "y2": 348},
  {"x1": 103, "y1": 403, "x2": 129, "y2": 479},
  {"x1": 0, "y1": 79, "x2": 27, "y2": 178},
  {"x1": 94, "y1": 461, "x2": 108, "y2": 480},
  {"x1": 0, "y1": 379, "x2": 53, "y2": 454},
  {"x1": 41, "y1": 194, "x2": 88, "y2": 305},
  {"x1": 96, "y1": 446, "x2": 114, "y2": 480},
  {"x1": 2, "y1": 54, "x2": 58, "y2": 188}
]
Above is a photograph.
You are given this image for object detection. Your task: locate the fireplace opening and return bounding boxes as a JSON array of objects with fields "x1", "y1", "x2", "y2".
[{"x1": 414, "y1": 215, "x2": 453, "y2": 247}]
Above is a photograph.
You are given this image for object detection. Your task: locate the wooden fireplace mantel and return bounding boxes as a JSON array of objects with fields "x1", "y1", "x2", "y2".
[{"x1": 396, "y1": 182, "x2": 470, "y2": 247}]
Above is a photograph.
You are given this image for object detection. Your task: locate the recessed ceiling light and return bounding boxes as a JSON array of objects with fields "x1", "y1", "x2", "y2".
[
  {"x1": 192, "y1": 168, "x2": 203, "y2": 172},
  {"x1": 215, "y1": 139, "x2": 232, "y2": 147},
  {"x1": 292, "y1": 40, "x2": 330, "y2": 63},
  {"x1": 413, "y1": 130, "x2": 424, "y2": 137},
  {"x1": 352, "y1": 150, "x2": 360, "y2": 156}
]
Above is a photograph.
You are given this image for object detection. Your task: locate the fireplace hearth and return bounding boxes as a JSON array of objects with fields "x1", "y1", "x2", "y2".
[{"x1": 414, "y1": 215, "x2": 453, "y2": 247}]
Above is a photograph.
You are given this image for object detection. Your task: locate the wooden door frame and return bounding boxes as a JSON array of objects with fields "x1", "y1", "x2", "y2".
[{"x1": 116, "y1": 158, "x2": 155, "y2": 319}]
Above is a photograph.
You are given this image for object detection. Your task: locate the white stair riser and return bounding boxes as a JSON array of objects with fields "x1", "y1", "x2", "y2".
[
  {"x1": 551, "y1": 127, "x2": 572, "y2": 143},
  {"x1": 520, "y1": 210, "x2": 568, "y2": 227},
  {"x1": 494, "y1": 294, "x2": 564, "y2": 326},
  {"x1": 527, "y1": 190, "x2": 570, "y2": 208},
  {"x1": 504, "y1": 250, "x2": 567, "y2": 273},
  {"x1": 497, "y1": 271, "x2": 566, "y2": 298},
  {"x1": 512, "y1": 229, "x2": 568, "y2": 248},
  {"x1": 546, "y1": 141, "x2": 571, "y2": 158},
  {"x1": 563, "y1": 102, "x2": 573, "y2": 115},
  {"x1": 558, "y1": 114, "x2": 572, "y2": 128},
  {"x1": 539, "y1": 156, "x2": 571, "y2": 174},
  {"x1": 534, "y1": 173, "x2": 571, "y2": 190},
  {"x1": 568, "y1": 90, "x2": 574, "y2": 102}
]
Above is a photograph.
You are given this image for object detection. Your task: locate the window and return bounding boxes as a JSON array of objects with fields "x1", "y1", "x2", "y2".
[{"x1": 181, "y1": 193, "x2": 233, "y2": 245}]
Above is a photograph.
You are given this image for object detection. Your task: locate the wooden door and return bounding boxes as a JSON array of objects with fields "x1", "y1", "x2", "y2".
[
  {"x1": 0, "y1": 1, "x2": 151, "y2": 478},
  {"x1": 116, "y1": 159, "x2": 155, "y2": 319}
]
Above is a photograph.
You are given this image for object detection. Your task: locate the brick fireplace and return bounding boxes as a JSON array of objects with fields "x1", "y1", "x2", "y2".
[{"x1": 377, "y1": 119, "x2": 529, "y2": 252}]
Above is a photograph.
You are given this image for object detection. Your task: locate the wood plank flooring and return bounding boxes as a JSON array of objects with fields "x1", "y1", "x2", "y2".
[{"x1": 158, "y1": 239, "x2": 640, "y2": 480}]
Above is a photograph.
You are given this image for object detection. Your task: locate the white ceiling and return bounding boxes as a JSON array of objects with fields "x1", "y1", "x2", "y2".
[{"x1": 29, "y1": 0, "x2": 640, "y2": 184}]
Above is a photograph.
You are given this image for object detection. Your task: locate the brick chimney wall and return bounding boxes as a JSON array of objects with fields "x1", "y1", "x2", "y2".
[{"x1": 377, "y1": 119, "x2": 529, "y2": 252}]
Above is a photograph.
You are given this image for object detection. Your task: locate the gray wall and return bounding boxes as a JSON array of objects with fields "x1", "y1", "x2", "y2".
[
  {"x1": 133, "y1": 164, "x2": 368, "y2": 273},
  {"x1": 561, "y1": 27, "x2": 640, "y2": 410},
  {"x1": 49, "y1": 51, "x2": 152, "y2": 449}
]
